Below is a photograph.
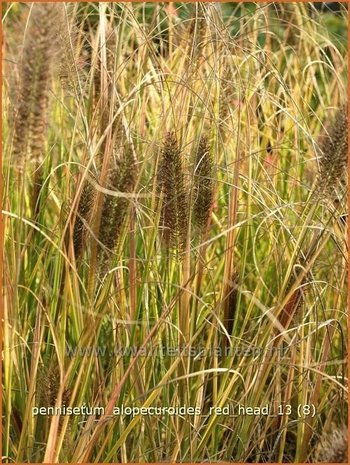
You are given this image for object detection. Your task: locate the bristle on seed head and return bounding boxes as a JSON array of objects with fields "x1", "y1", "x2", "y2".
[
  {"x1": 192, "y1": 135, "x2": 214, "y2": 233},
  {"x1": 157, "y1": 132, "x2": 188, "y2": 252},
  {"x1": 317, "y1": 104, "x2": 348, "y2": 197}
]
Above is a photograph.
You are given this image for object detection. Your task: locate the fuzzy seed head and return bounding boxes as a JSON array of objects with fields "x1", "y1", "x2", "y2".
[
  {"x1": 318, "y1": 104, "x2": 348, "y2": 196},
  {"x1": 157, "y1": 132, "x2": 188, "y2": 252},
  {"x1": 314, "y1": 425, "x2": 348, "y2": 463},
  {"x1": 37, "y1": 364, "x2": 70, "y2": 408},
  {"x1": 12, "y1": 3, "x2": 65, "y2": 171},
  {"x1": 192, "y1": 136, "x2": 214, "y2": 233},
  {"x1": 98, "y1": 145, "x2": 137, "y2": 272},
  {"x1": 73, "y1": 179, "x2": 95, "y2": 260}
]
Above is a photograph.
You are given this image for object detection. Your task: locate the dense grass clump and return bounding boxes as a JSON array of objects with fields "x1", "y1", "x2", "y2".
[{"x1": 3, "y1": 2, "x2": 348, "y2": 463}]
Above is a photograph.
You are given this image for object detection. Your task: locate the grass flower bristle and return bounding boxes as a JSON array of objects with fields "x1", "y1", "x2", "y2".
[
  {"x1": 73, "y1": 177, "x2": 95, "y2": 260},
  {"x1": 314, "y1": 425, "x2": 348, "y2": 463},
  {"x1": 157, "y1": 132, "x2": 188, "y2": 252},
  {"x1": 192, "y1": 135, "x2": 215, "y2": 233},
  {"x1": 12, "y1": 3, "x2": 64, "y2": 171},
  {"x1": 98, "y1": 144, "x2": 137, "y2": 272},
  {"x1": 318, "y1": 103, "x2": 348, "y2": 196}
]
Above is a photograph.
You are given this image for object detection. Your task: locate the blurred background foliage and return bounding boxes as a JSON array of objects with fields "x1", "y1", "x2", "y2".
[{"x1": 3, "y1": 2, "x2": 347, "y2": 49}]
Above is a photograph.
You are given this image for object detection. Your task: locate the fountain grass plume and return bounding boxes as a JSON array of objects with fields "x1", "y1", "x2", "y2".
[
  {"x1": 314, "y1": 425, "x2": 348, "y2": 463},
  {"x1": 12, "y1": 3, "x2": 65, "y2": 171},
  {"x1": 318, "y1": 104, "x2": 348, "y2": 196},
  {"x1": 157, "y1": 132, "x2": 188, "y2": 253},
  {"x1": 97, "y1": 145, "x2": 137, "y2": 272},
  {"x1": 192, "y1": 135, "x2": 215, "y2": 233}
]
